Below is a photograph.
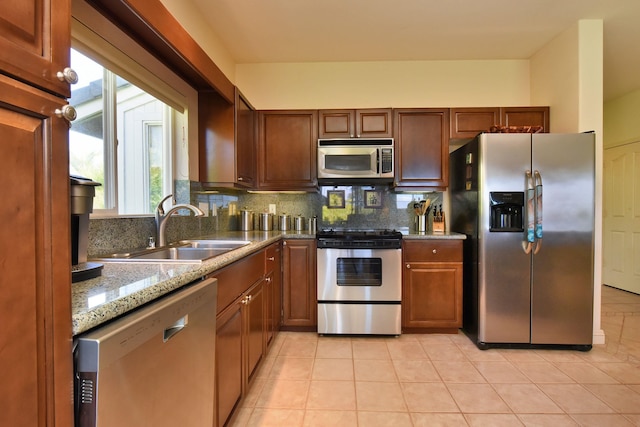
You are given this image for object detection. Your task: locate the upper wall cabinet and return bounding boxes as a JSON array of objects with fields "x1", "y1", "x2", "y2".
[
  {"x1": 394, "y1": 108, "x2": 450, "y2": 189},
  {"x1": 319, "y1": 109, "x2": 392, "y2": 138},
  {"x1": 257, "y1": 110, "x2": 318, "y2": 191},
  {"x1": 450, "y1": 106, "x2": 550, "y2": 139},
  {"x1": 501, "y1": 106, "x2": 550, "y2": 132},
  {"x1": 0, "y1": 0, "x2": 71, "y2": 97},
  {"x1": 199, "y1": 88, "x2": 255, "y2": 188}
]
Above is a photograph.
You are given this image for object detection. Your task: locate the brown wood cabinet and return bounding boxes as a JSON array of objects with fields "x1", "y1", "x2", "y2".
[
  {"x1": 449, "y1": 107, "x2": 501, "y2": 139},
  {"x1": 282, "y1": 239, "x2": 317, "y2": 330},
  {"x1": 213, "y1": 250, "x2": 266, "y2": 427},
  {"x1": 402, "y1": 240, "x2": 463, "y2": 333},
  {"x1": 0, "y1": 0, "x2": 71, "y2": 97},
  {"x1": 265, "y1": 242, "x2": 282, "y2": 347},
  {"x1": 394, "y1": 108, "x2": 450, "y2": 189},
  {"x1": 450, "y1": 106, "x2": 550, "y2": 138},
  {"x1": 0, "y1": 1, "x2": 73, "y2": 426},
  {"x1": 199, "y1": 88, "x2": 255, "y2": 188},
  {"x1": 501, "y1": 106, "x2": 550, "y2": 132},
  {"x1": 318, "y1": 108, "x2": 393, "y2": 138},
  {"x1": 257, "y1": 110, "x2": 318, "y2": 191}
]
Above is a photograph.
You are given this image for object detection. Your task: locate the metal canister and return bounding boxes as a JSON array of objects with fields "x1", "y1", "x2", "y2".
[
  {"x1": 293, "y1": 215, "x2": 305, "y2": 232},
  {"x1": 258, "y1": 212, "x2": 273, "y2": 231},
  {"x1": 278, "y1": 213, "x2": 291, "y2": 231},
  {"x1": 308, "y1": 216, "x2": 317, "y2": 233},
  {"x1": 239, "y1": 208, "x2": 254, "y2": 231}
]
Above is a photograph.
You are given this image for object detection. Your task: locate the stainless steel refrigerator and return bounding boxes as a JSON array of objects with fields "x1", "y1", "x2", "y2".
[{"x1": 450, "y1": 133, "x2": 594, "y2": 350}]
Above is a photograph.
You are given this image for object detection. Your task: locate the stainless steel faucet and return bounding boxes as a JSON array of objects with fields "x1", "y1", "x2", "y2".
[{"x1": 155, "y1": 194, "x2": 205, "y2": 247}]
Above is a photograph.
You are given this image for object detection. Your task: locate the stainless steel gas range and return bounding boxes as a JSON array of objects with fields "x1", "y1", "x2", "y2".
[{"x1": 316, "y1": 229, "x2": 402, "y2": 335}]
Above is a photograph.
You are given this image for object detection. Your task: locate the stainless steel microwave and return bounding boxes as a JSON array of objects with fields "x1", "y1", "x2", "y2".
[{"x1": 317, "y1": 138, "x2": 394, "y2": 185}]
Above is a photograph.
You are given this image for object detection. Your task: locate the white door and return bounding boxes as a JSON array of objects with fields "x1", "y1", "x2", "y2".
[{"x1": 603, "y1": 141, "x2": 640, "y2": 294}]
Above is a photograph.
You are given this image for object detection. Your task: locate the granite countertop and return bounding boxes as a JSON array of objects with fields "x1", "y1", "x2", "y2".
[
  {"x1": 72, "y1": 231, "x2": 293, "y2": 336},
  {"x1": 72, "y1": 229, "x2": 463, "y2": 336}
]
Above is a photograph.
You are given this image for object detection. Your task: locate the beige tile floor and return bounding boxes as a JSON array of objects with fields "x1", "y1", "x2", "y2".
[{"x1": 230, "y1": 285, "x2": 640, "y2": 426}]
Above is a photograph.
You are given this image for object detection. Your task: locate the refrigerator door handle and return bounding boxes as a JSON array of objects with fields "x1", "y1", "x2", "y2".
[
  {"x1": 523, "y1": 170, "x2": 534, "y2": 254},
  {"x1": 533, "y1": 170, "x2": 543, "y2": 254}
]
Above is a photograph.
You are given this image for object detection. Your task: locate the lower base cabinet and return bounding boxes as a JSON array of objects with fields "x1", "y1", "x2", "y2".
[
  {"x1": 282, "y1": 239, "x2": 317, "y2": 330},
  {"x1": 402, "y1": 239, "x2": 463, "y2": 333}
]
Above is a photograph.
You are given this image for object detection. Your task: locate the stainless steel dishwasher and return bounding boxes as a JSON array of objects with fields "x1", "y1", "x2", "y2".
[{"x1": 74, "y1": 278, "x2": 217, "y2": 427}]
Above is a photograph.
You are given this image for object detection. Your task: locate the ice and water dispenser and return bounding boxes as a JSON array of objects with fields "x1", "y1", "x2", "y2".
[{"x1": 489, "y1": 192, "x2": 524, "y2": 232}]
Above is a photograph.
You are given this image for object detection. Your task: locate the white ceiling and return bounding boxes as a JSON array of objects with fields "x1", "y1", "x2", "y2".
[{"x1": 190, "y1": 0, "x2": 640, "y2": 101}]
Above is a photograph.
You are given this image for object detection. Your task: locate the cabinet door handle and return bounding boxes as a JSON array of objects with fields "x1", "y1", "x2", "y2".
[
  {"x1": 267, "y1": 256, "x2": 275, "y2": 261},
  {"x1": 55, "y1": 104, "x2": 77, "y2": 122},
  {"x1": 432, "y1": 249, "x2": 437, "y2": 254},
  {"x1": 56, "y1": 67, "x2": 79, "y2": 84},
  {"x1": 265, "y1": 277, "x2": 272, "y2": 283},
  {"x1": 406, "y1": 264, "x2": 411, "y2": 269},
  {"x1": 240, "y1": 296, "x2": 249, "y2": 305}
]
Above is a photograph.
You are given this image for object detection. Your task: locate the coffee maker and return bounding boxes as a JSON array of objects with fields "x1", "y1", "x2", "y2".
[{"x1": 70, "y1": 175, "x2": 103, "y2": 283}]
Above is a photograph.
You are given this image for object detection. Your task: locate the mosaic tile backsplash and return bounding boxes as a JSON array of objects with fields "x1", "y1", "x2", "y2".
[{"x1": 87, "y1": 183, "x2": 442, "y2": 257}]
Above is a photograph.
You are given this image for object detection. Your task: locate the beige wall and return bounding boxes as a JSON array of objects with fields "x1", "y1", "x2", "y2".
[
  {"x1": 235, "y1": 60, "x2": 531, "y2": 110},
  {"x1": 604, "y1": 88, "x2": 640, "y2": 148}
]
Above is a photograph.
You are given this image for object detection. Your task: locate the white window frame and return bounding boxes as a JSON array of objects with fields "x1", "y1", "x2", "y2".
[{"x1": 71, "y1": 0, "x2": 199, "y2": 217}]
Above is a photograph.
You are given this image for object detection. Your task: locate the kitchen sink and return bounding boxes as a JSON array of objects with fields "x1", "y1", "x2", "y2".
[{"x1": 95, "y1": 240, "x2": 251, "y2": 263}]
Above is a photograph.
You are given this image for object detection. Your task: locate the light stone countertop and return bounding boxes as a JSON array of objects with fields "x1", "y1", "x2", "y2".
[{"x1": 72, "y1": 229, "x2": 464, "y2": 336}]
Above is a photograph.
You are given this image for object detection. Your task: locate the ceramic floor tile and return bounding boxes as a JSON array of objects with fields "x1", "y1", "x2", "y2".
[
  {"x1": 592, "y1": 362, "x2": 640, "y2": 384},
  {"x1": 463, "y1": 413, "x2": 523, "y2": 426},
  {"x1": 392, "y1": 359, "x2": 441, "y2": 382},
  {"x1": 306, "y1": 380, "x2": 356, "y2": 411},
  {"x1": 446, "y1": 383, "x2": 511, "y2": 413},
  {"x1": 512, "y1": 361, "x2": 574, "y2": 383},
  {"x1": 422, "y1": 343, "x2": 469, "y2": 361},
  {"x1": 582, "y1": 384, "x2": 640, "y2": 413},
  {"x1": 229, "y1": 407, "x2": 254, "y2": 427},
  {"x1": 352, "y1": 341, "x2": 391, "y2": 360},
  {"x1": 411, "y1": 412, "x2": 470, "y2": 426},
  {"x1": 537, "y1": 384, "x2": 614, "y2": 414},
  {"x1": 278, "y1": 339, "x2": 318, "y2": 358},
  {"x1": 315, "y1": 338, "x2": 352, "y2": 358},
  {"x1": 357, "y1": 411, "x2": 413, "y2": 427},
  {"x1": 255, "y1": 379, "x2": 310, "y2": 409},
  {"x1": 355, "y1": 381, "x2": 407, "y2": 412},
  {"x1": 499, "y1": 350, "x2": 545, "y2": 363},
  {"x1": 492, "y1": 383, "x2": 563, "y2": 414},
  {"x1": 401, "y1": 382, "x2": 460, "y2": 413},
  {"x1": 623, "y1": 414, "x2": 640, "y2": 425},
  {"x1": 302, "y1": 410, "x2": 357, "y2": 427},
  {"x1": 242, "y1": 377, "x2": 267, "y2": 408},
  {"x1": 245, "y1": 408, "x2": 305, "y2": 427},
  {"x1": 432, "y1": 361, "x2": 486, "y2": 383},
  {"x1": 269, "y1": 357, "x2": 314, "y2": 380},
  {"x1": 553, "y1": 362, "x2": 619, "y2": 384},
  {"x1": 416, "y1": 334, "x2": 456, "y2": 345},
  {"x1": 387, "y1": 340, "x2": 428, "y2": 360},
  {"x1": 473, "y1": 361, "x2": 530, "y2": 383},
  {"x1": 462, "y1": 346, "x2": 507, "y2": 362},
  {"x1": 311, "y1": 358, "x2": 354, "y2": 381},
  {"x1": 569, "y1": 414, "x2": 636, "y2": 427},
  {"x1": 516, "y1": 414, "x2": 579, "y2": 426},
  {"x1": 534, "y1": 350, "x2": 584, "y2": 363},
  {"x1": 354, "y1": 359, "x2": 398, "y2": 382}
]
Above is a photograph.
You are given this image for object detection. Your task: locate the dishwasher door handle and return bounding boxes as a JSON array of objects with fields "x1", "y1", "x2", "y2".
[{"x1": 163, "y1": 315, "x2": 188, "y2": 342}]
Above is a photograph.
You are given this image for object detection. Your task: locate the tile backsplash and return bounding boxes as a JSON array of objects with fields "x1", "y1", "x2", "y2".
[{"x1": 87, "y1": 181, "x2": 441, "y2": 256}]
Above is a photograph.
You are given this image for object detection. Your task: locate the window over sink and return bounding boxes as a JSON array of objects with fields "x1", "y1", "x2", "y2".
[{"x1": 70, "y1": 2, "x2": 198, "y2": 216}]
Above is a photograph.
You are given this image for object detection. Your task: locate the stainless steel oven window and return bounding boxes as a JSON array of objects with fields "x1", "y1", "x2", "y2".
[{"x1": 336, "y1": 257, "x2": 382, "y2": 286}]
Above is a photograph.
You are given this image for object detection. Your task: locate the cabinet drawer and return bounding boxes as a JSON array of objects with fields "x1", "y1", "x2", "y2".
[
  {"x1": 403, "y1": 240, "x2": 462, "y2": 263},
  {"x1": 213, "y1": 250, "x2": 265, "y2": 313},
  {"x1": 265, "y1": 242, "x2": 281, "y2": 273}
]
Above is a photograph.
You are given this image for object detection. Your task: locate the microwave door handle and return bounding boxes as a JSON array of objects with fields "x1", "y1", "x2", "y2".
[{"x1": 376, "y1": 149, "x2": 380, "y2": 174}]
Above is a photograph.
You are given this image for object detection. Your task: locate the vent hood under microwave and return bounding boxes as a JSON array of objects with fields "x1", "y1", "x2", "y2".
[{"x1": 317, "y1": 138, "x2": 394, "y2": 185}]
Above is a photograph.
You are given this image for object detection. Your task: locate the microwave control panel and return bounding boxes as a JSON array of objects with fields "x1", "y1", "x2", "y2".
[{"x1": 380, "y1": 148, "x2": 393, "y2": 173}]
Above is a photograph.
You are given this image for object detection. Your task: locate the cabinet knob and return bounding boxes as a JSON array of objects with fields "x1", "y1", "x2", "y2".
[
  {"x1": 240, "y1": 297, "x2": 248, "y2": 305},
  {"x1": 433, "y1": 249, "x2": 437, "y2": 254},
  {"x1": 406, "y1": 264, "x2": 411, "y2": 269},
  {"x1": 238, "y1": 177, "x2": 243, "y2": 181},
  {"x1": 267, "y1": 256, "x2": 275, "y2": 261},
  {"x1": 265, "y1": 277, "x2": 272, "y2": 283},
  {"x1": 55, "y1": 104, "x2": 77, "y2": 122},
  {"x1": 56, "y1": 67, "x2": 79, "y2": 84}
]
